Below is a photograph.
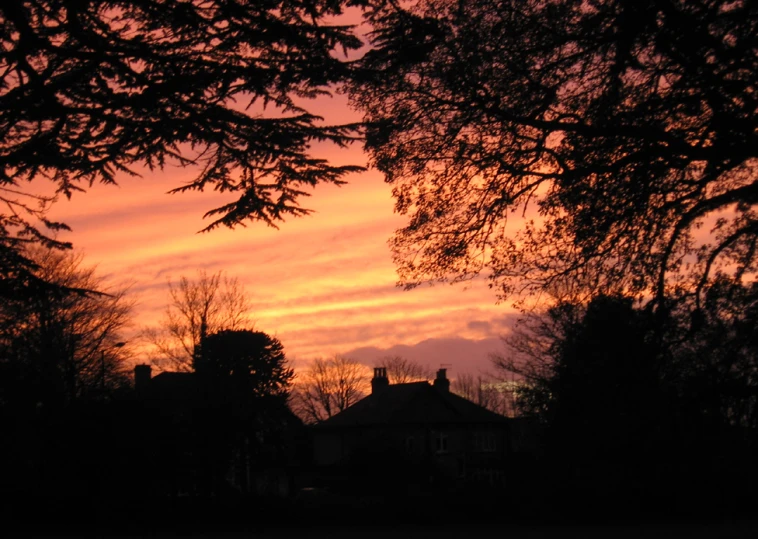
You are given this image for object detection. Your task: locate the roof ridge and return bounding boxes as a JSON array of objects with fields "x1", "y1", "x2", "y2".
[{"x1": 315, "y1": 380, "x2": 508, "y2": 428}]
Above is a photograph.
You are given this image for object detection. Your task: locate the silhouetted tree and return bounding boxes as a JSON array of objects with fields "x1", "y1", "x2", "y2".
[
  {"x1": 451, "y1": 372, "x2": 515, "y2": 417},
  {"x1": 0, "y1": 247, "x2": 135, "y2": 503},
  {"x1": 291, "y1": 355, "x2": 368, "y2": 423},
  {"x1": 0, "y1": 0, "x2": 365, "y2": 291},
  {"x1": 136, "y1": 329, "x2": 295, "y2": 497},
  {"x1": 493, "y1": 301, "x2": 584, "y2": 419},
  {"x1": 0, "y1": 247, "x2": 133, "y2": 408},
  {"x1": 495, "y1": 296, "x2": 676, "y2": 508},
  {"x1": 671, "y1": 277, "x2": 758, "y2": 431},
  {"x1": 496, "y1": 291, "x2": 758, "y2": 512},
  {"x1": 674, "y1": 278, "x2": 758, "y2": 510},
  {"x1": 375, "y1": 355, "x2": 430, "y2": 383},
  {"x1": 143, "y1": 270, "x2": 253, "y2": 371},
  {"x1": 198, "y1": 329, "x2": 293, "y2": 399},
  {"x1": 353, "y1": 0, "x2": 758, "y2": 306},
  {"x1": 191, "y1": 329, "x2": 296, "y2": 495}
]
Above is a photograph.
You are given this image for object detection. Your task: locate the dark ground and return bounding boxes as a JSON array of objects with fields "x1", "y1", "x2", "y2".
[
  {"x1": 15, "y1": 521, "x2": 758, "y2": 539},
  {"x1": 3, "y1": 494, "x2": 757, "y2": 538}
]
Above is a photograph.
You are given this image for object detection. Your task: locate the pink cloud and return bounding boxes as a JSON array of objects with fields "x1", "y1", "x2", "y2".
[{"x1": 38, "y1": 93, "x2": 514, "y2": 368}]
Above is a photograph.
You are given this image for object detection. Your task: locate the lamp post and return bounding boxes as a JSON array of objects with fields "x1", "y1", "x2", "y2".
[{"x1": 101, "y1": 342, "x2": 126, "y2": 397}]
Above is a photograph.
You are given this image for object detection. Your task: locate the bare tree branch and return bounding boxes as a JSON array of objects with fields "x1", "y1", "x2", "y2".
[
  {"x1": 142, "y1": 270, "x2": 253, "y2": 372},
  {"x1": 290, "y1": 355, "x2": 369, "y2": 424},
  {"x1": 375, "y1": 355, "x2": 431, "y2": 384}
]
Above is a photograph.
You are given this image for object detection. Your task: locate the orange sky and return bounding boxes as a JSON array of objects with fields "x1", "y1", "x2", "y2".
[{"x1": 41, "y1": 92, "x2": 517, "y2": 373}]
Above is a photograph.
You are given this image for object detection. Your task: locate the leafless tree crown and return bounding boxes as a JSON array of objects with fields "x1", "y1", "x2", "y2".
[
  {"x1": 143, "y1": 269, "x2": 253, "y2": 371},
  {"x1": 290, "y1": 355, "x2": 369, "y2": 424}
]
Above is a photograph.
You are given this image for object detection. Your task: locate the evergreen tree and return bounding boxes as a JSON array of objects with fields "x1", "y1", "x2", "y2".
[{"x1": 0, "y1": 0, "x2": 365, "y2": 292}]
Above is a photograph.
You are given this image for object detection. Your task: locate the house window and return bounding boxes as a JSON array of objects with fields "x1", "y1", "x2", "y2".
[
  {"x1": 475, "y1": 431, "x2": 496, "y2": 452},
  {"x1": 472, "y1": 468, "x2": 503, "y2": 486},
  {"x1": 435, "y1": 432, "x2": 448, "y2": 454},
  {"x1": 405, "y1": 436, "x2": 414, "y2": 453},
  {"x1": 483, "y1": 432, "x2": 496, "y2": 452}
]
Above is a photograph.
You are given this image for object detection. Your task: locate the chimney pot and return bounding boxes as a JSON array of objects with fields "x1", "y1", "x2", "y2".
[
  {"x1": 433, "y1": 368, "x2": 450, "y2": 393},
  {"x1": 372, "y1": 367, "x2": 389, "y2": 394},
  {"x1": 134, "y1": 364, "x2": 152, "y2": 392}
]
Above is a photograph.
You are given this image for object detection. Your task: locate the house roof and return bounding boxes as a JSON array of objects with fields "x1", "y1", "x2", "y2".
[
  {"x1": 147, "y1": 372, "x2": 198, "y2": 399},
  {"x1": 315, "y1": 382, "x2": 509, "y2": 429}
]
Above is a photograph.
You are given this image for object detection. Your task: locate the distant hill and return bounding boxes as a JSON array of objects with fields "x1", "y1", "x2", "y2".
[{"x1": 344, "y1": 336, "x2": 504, "y2": 376}]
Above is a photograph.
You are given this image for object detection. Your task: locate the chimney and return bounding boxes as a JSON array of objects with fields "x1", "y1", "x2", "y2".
[
  {"x1": 433, "y1": 368, "x2": 450, "y2": 393},
  {"x1": 134, "y1": 364, "x2": 152, "y2": 392},
  {"x1": 371, "y1": 367, "x2": 389, "y2": 394}
]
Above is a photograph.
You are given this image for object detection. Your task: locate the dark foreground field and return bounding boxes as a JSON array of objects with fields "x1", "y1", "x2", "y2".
[
  {"x1": 259, "y1": 520, "x2": 757, "y2": 539},
  {"x1": 19, "y1": 520, "x2": 758, "y2": 539},
  {"x1": 4, "y1": 494, "x2": 758, "y2": 539}
]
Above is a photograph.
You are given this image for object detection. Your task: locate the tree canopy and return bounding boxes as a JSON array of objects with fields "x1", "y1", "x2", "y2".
[
  {"x1": 0, "y1": 0, "x2": 365, "y2": 291},
  {"x1": 495, "y1": 291, "x2": 758, "y2": 509},
  {"x1": 0, "y1": 247, "x2": 133, "y2": 408},
  {"x1": 353, "y1": 0, "x2": 758, "y2": 306},
  {"x1": 197, "y1": 329, "x2": 293, "y2": 399}
]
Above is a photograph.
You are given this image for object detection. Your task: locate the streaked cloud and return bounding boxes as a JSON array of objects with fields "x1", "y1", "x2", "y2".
[{"x1": 41, "y1": 96, "x2": 516, "y2": 370}]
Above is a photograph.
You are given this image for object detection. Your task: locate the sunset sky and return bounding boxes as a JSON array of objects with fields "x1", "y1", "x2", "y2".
[{"x1": 41, "y1": 91, "x2": 517, "y2": 376}]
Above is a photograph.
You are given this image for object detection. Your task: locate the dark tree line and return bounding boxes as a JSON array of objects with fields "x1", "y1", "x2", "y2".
[
  {"x1": 0, "y1": 249, "x2": 300, "y2": 508},
  {"x1": 0, "y1": 247, "x2": 133, "y2": 410},
  {"x1": 495, "y1": 285, "x2": 758, "y2": 514},
  {"x1": 0, "y1": 247, "x2": 136, "y2": 509}
]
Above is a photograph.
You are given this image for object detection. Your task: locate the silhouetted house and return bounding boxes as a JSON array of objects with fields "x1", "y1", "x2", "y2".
[
  {"x1": 133, "y1": 365, "x2": 305, "y2": 498},
  {"x1": 312, "y1": 368, "x2": 510, "y2": 490}
]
